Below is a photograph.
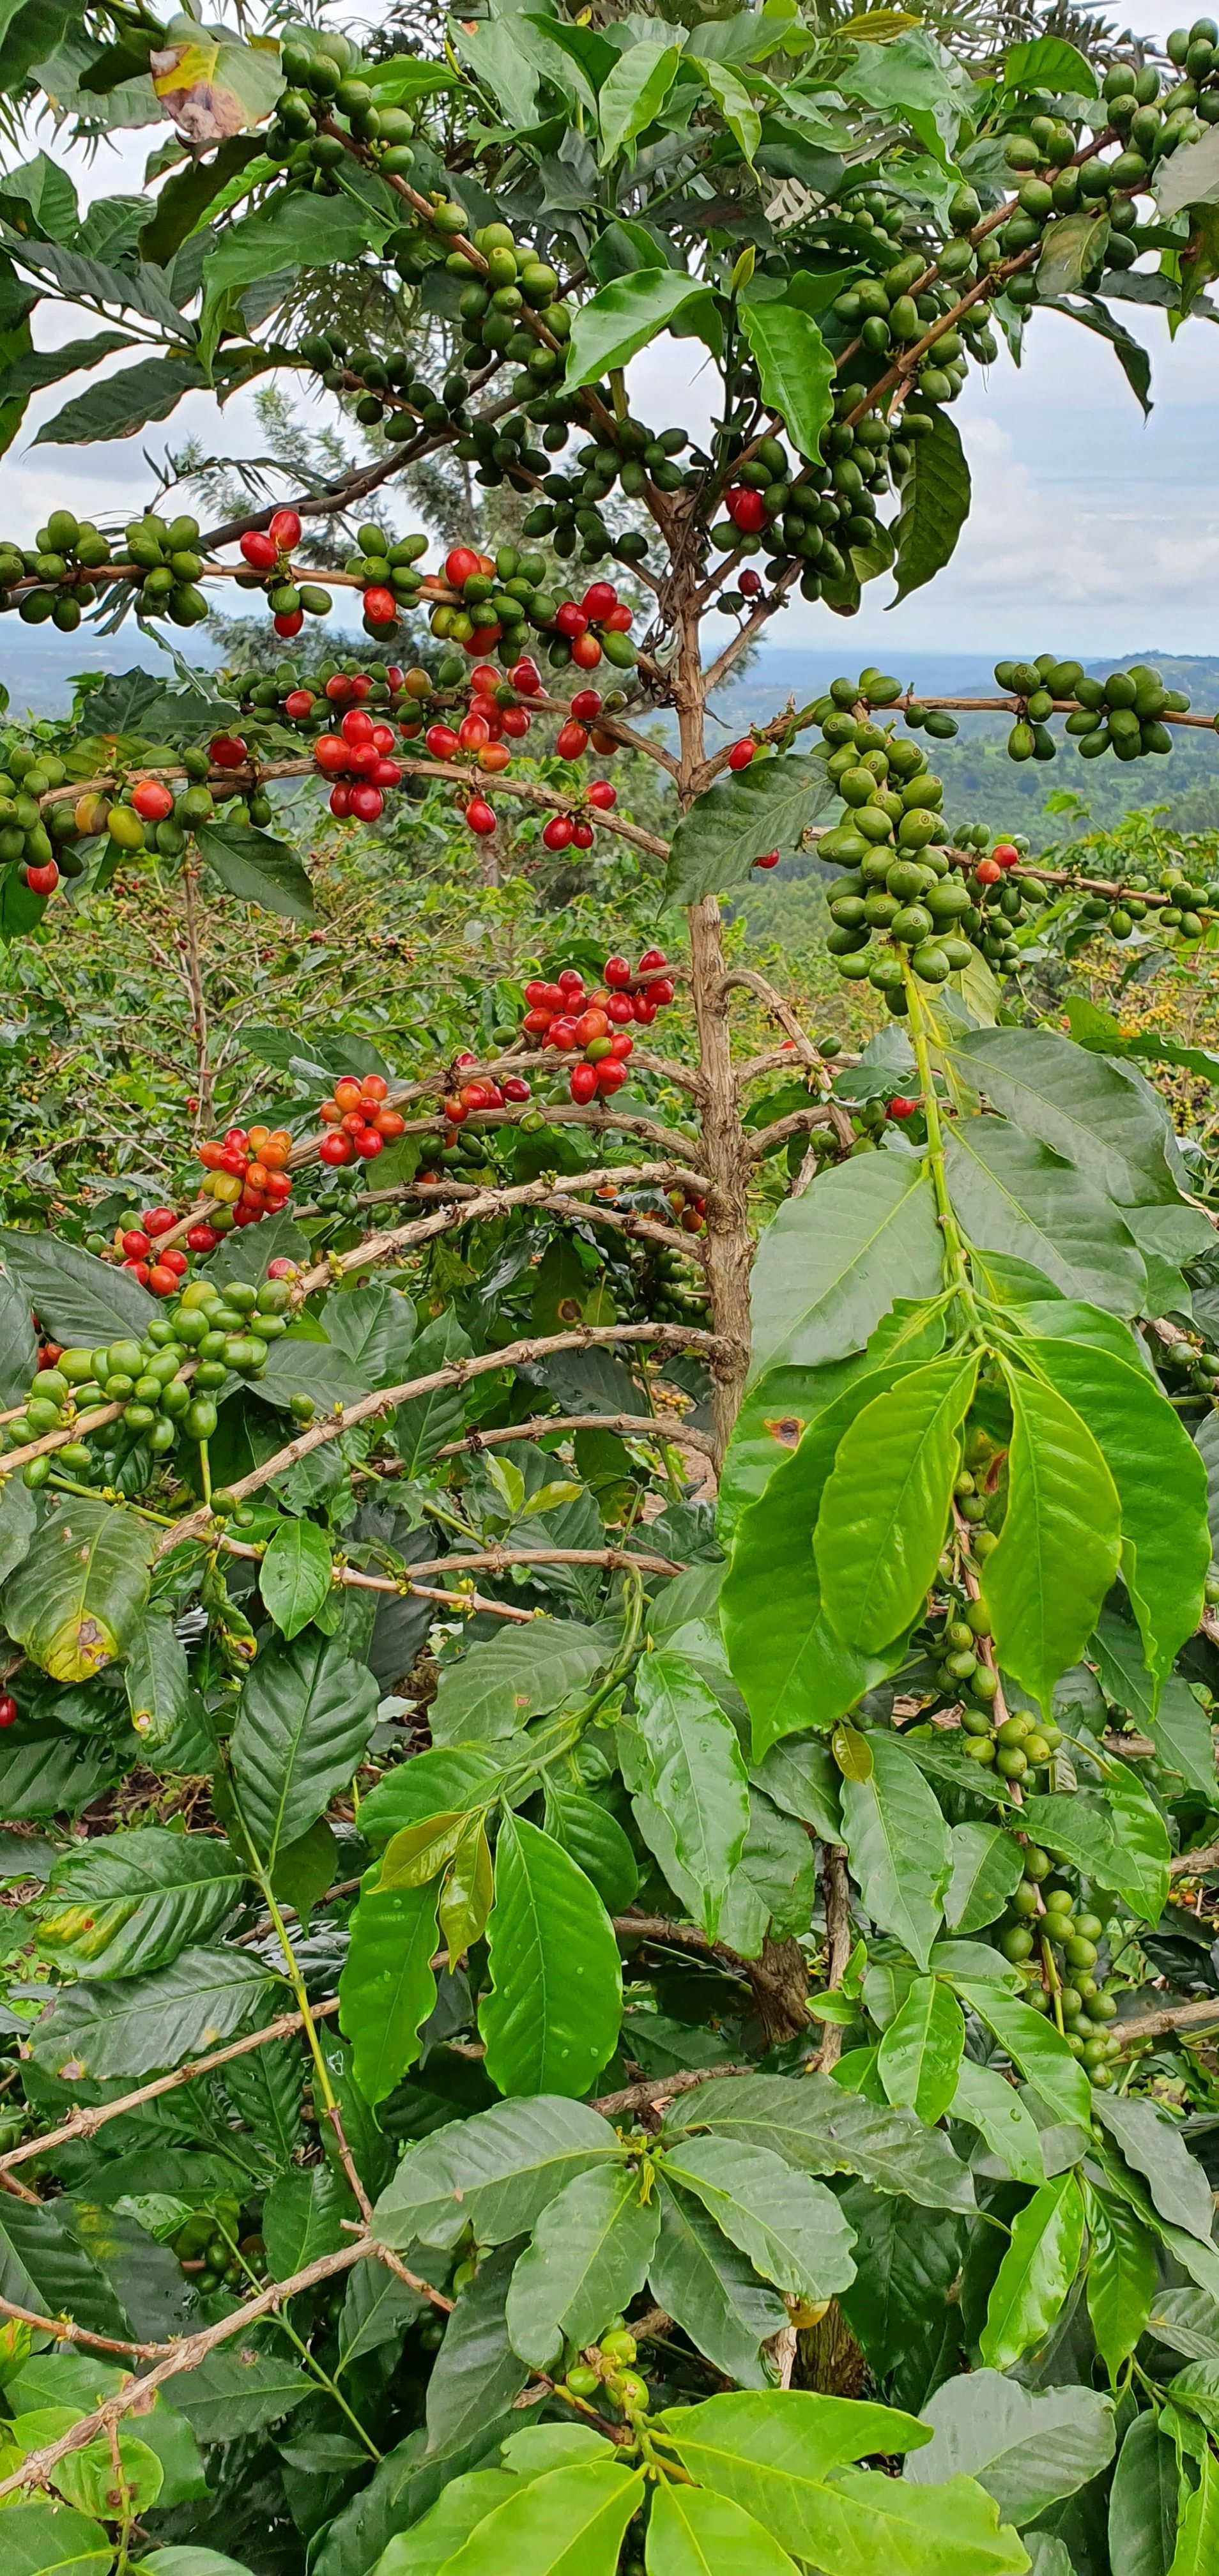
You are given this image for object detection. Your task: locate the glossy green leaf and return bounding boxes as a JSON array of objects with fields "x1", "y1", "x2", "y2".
[
  {"x1": 33, "y1": 355, "x2": 206, "y2": 445},
  {"x1": 1031, "y1": 1337, "x2": 1208, "y2": 1685},
  {"x1": 565, "y1": 268, "x2": 710, "y2": 391},
  {"x1": 952, "y1": 1985, "x2": 1091, "y2": 2132},
  {"x1": 950, "y1": 1027, "x2": 1179, "y2": 1207},
  {"x1": 839, "y1": 1730, "x2": 951, "y2": 1970},
  {"x1": 876, "y1": 1975, "x2": 964, "y2": 2124},
  {"x1": 1087, "y1": 2187, "x2": 1158, "y2": 2381},
  {"x1": 665, "y1": 2071, "x2": 976, "y2": 2212},
  {"x1": 169, "y1": 2343, "x2": 313, "y2": 2442},
  {"x1": 432, "y1": 2458, "x2": 646, "y2": 2576},
  {"x1": 949, "y1": 2061, "x2": 1045, "y2": 2188},
  {"x1": 1037, "y1": 209, "x2": 1110, "y2": 296},
  {"x1": 3, "y1": 1498, "x2": 153, "y2": 1683},
  {"x1": 1, "y1": 2501, "x2": 113, "y2": 2575},
  {"x1": 123, "y1": 1614, "x2": 191, "y2": 1754},
  {"x1": 440, "y1": 1820, "x2": 494, "y2": 1968},
  {"x1": 0, "y1": 1229, "x2": 156, "y2": 1346},
  {"x1": 664, "y1": 752, "x2": 836, "y2": 908},
  {"x1": 907, "y1": 2372, "x2": 1114, "y2": 2526},
  {"x1": 723, "y1": 1367, "x2": 912, "y2": 1758},
  {"x1": 749, "y1": 1152, "x2": 942, "y2": 1383},
  {"x1": 648, "y1": 2181, "x2": 787, "y2": 2386},
  {"x1": 944, "y1": 1119, "x2": 1146, "y2": 1315},
  {"x1": 985, "y1": 1366, "x2": 1122, "y2": 1718},
  {"x1": 1162, "y1": 2439, "x2": 1219, "y2": 2575},
  {"x1": 661, "y1": 2134, "x2": 855, "y2": 2301},
  {"x1": 657, "y1": 2389, "x2": 1027, "y2": 2576},
  {"x1": 374, "y1": 2097, "x2": 620, "y2": 2251},
  {"x1": 430, "y1": 1620, "x2": 603, "y2": 1747},
  {"x1": 230, "y1": 1631, "x2": 379, "y2": 1866},
  {"x1": 479, "y1": 1816, "x2": 622, "y2": 2098},
  {"x1": 506, "y1": 2165, "x2": 657, "y2": 2368},
  {"x1": 645, "y1": 2478, "x2": 799, "y2": 2576},
  {"x1": 720, "y1": 1305, "x2": 946, "y2": 1538},
  {"x1": 739, "y1": 297, "x2": 834, "y2": 462},
  {"x1": 339, "y1": 1880, "x2": 440, "y2": 2107},
  {"x1": 542, "y1": 1787, "x2": 638, "y2": 1917},
  {"x1": 597, "y1": 40, "x2": 681, "y2": 162},
  {"x1": 891, "y1": 408, "x2": 971, "y2": 604},
  {"x1": 1107, "y1": 2409, "x2": 1179, "y2": 2576},
  {"x1": 259, "y1": 1517, "x2": 333, "y2": 1641},
  {"x1": 944, "y1": 1824, "x2": 1024, "y2": 1934},
  {"x1": 35, "y1": 1827, "x2": 243, "y2": 1979},
  {"x1": 634, "y1": 1649, "x2": 749, "y2": 1935},
  {"x1": 979, "y1": 2172, "x2": 1086, "y2": 2370},
  {"x1": 195, "y1": 824, "x2": 318, "y2": 926},
  {"x1": 816, "y1": 1353, "x2": 977, "y2": 1652}
]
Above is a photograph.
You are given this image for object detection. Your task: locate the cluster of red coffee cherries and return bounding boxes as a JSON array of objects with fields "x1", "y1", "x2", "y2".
[
  {"x1": 116, "y1": 1208, "x2": 192, "y2": 1294},
  {"x1": 438, "y1": 1054, "x2": 533, "y2": 1139},
  {"x1": 424, "y1": 656, "x2": 535, "y2": 837},
  {"x1": 521, "y1": 950, "x2": 673, "y2": 1104},
  {"x1": 668, "y1": 1184, "x2": 707, "y2": 1236},
  {"x1": 313, "y1": 707, "x2": 404, "y2": 823},
  {"x1": 318, "y1": 1072, "x2": 406, "y2": 1166},
  {"x1": 975, "y1": 839, "x2": 1020, "y2": 887},
  {"x1": 238, "y1": 507, "x2": 316, "y2": 640},
  {"x1": 197, "y1": 1124, "x2": 295, "y2": 1233}
]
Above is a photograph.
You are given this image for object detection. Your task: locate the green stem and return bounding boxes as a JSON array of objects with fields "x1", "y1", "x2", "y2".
[
  {"x1": 900, "y1": 958, "x2": 983, "y2": 1333},
  {"x1": 219, "y1": 2223, "x2": 381, "y2": 2460}
]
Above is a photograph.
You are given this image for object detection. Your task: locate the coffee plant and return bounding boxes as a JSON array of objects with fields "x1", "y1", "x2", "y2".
[{"x1": 3, "y1": 4, "x2": 1219, "y2": 2573}]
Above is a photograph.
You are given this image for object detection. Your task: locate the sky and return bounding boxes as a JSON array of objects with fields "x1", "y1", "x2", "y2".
[{"x1": 4, "y1": 0, "x2": 1215, "y2": 669}]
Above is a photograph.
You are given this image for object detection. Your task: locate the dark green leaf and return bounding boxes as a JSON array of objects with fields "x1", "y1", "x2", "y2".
[
  {"x1": 944, "y1": 1824, "x2": 1024, "y2": 1935},
  {"x1": 479, "y1": 1816, "x2": 622, "y2": 2097},
  {"x1": 33, "y1": 356, "x2": 206, "y2": 445},
  {"x1": 949, "y1": 1028, "x2": 1180, "y2": 1208},
  {"x1": 634, "y1": 1649, "x2": 749, "y2": 1935},
  {"x1": 171, "y1": 2341, "x2": 313, "y2": 2441},
  {"x1": 1092, "y1": 2092, "x2": 1215, "y2": 2244},
  {"x1": 231, "y1": 1631, "x2": 379, "y2": 1866},
  {"x1": 838, "y1": 2185, "x2": 964, "y2": 2380},
  {"x1": 429, "y1": 1619, "x2": 602, "y2": 1747},
  {"x1": 30, "y1": 1945, "x2": 274, "y2": 2079},
  {"x1": 649, "y1": 2179, "x2": 786, "y2": 2386},
  {"x1": 0, "y1": 1229, "x2": 156, "y2": 1342},
  {"x1": 949, "y1": 2062, "x2": 1045, "y2": 2188},
  {"x1": 664, "y1": 753, "x2": 835, "y2": 907},
  {"x1": 1004, "y1": 34, "x2": 1097, "y2": 92},
  {"x1": 1087, "y1": 2189, "x2": 1157, "y2": 2380},
  {"x1": 0, "y1": 1262, "x2": 38, "y2": 1402},
  {"x1": 985, "y1": 1366, "x2": 1121, "y2": 1719},
  {"x1": 338, "y1": 2253, "x2": 424, "y2": 2369},
  {"x1": 875, "y1": 1975, "x2": 963, "y2": 2124},
  {"x1": 1107, "y1": 2408, "x2": 1179, "y2": 2576},
  {"x1": 3, "y1": 1498, "x2": 153, "y2": 1684},
  {"x1": 661, "y1": 2135, "x2": 855, "y2": 2301},
  {"x1": 666, "y1": 2071, "x2": 976, "y2": 2212},
  {"x1": 944, "y1": 1120, "x2": 1146, "y2": 1315},
  {"x1": 952, "y1": 1985, "x2": 1091, "y2": 2133},
  {"x1": 263, "y1": 2165, "x2": 348, "y2": 2281},
  {"x1": 891, "y1": 408, "x2": 971, "y2": 604},
  {"x1": 124, "y1": 1614, "x2": 190, "y2": 1752},
  {"x1": 374, "y1": 2096, "x2": 621, "y2": 2252},
  {"x1": 195, "y1": 825, "x2": 317, "y2": 925},
  {"x1": 0, "y1": 2200, "x2": 132, "y2": 2343},
  {"x1": 739, "y1": 296, "x2": 834, "y2": 463}
]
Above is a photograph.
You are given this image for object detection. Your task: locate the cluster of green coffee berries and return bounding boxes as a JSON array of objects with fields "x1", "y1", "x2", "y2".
[
  {"x1": 445, "y1": 220, "x2": 569, "y2": 388},
  {"x1": 562, "y1": 2320, "x2": 648, "y2": 2417},
  {"x1": 631, "y1": 1237, "x2": 710, "y2": 1328},
  {"x1": 997, "y1": 654, "x2": 1190, "y2": 765},
  {"x1": 266, "y1": 23, "x2": 418, "y2": 191},
  {"x1": 0, "y1": 742, "x2": 74, "y2": 888},
  {"x1": 997, "y1": 1859, "x2": 1125, "y2": 2083},
  {"x1": 109, "y1": 512, "x2": 208, "y2": 629},
  {"x1": 1158, "y1": 1335, "x2": 1219, "y2": 1401},
  {"x1": 171, "y1": 2211, "x2": 261, "y2": 2297},
  {"x1": 296, "y1": 331, "x2": 475, "y2": 448},
  {"x1": 0, "y1": 510, "x2": 114, "y2": 631},
  {"x1": 1, "y1": 1276, "x2": 293, "y2": 1489},
  {"x1": 523, "y1": 413, "x2": 691, "y2": 571}
]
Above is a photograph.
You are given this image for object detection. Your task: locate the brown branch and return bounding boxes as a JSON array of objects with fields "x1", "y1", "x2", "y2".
[
  {"x1": 592, "y1": 2062, "x2": 749, "y2": 2120},
  {"x1": 436, "y1": 1413, "x2": 716, "y2": 1462},
  {"x1": 156, "y1": 1322, "x2": 726, "y2": 1558},
  {"x1": 747, "y1": 1106, "x2": 834, "y2": 1162},
  {"x1": 0, "y1": 2296, "x2": 165, "y2": 2362},
  {"x1": 0, "y1": 1997, "x2": 341, "y2": 2179},
  {"x1": 1112, "y1": 1994, "x2": 1219, "y2": 2051},
  {"x1": 293, "y1": 1172, "x2": 700, "y2": 1297},
  {"x1": 401, "y1": 1546, "x2": 687, "y2": 1579},
  {"x1": 1170, "y1": 1842, "x2": 1219, "y2": 1880}
]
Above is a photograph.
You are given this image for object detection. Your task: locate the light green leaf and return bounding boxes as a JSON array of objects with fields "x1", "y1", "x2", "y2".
[
  {"x1": 662, "y1": 2133, "x2": 855, "y2": 2301},
  {"x1": 1158, "y1": 2430, "x2": 1218, "y2": 2573},
  {"x1": 876, "y1": 1975, "x2": 963, "y2": 2124},
  {"x1": 979, "y1": 2172, "x2": 1086, "y2": 2370},
  {"x1": 1029, "y1": 1339, "x2": 1208, "y2": 1686},
  {"x1": 432, "y1": 2458, "x2": 646, "y2": 2576},
  {"x1": 944, "y1": 1119, "x2": 1146, "y2": 1315},
  {"x1": 1004, "y1": 34, "x2": 1097, "y2": 91},
  {"x1": 890, "y1": 408, "x2": 971, "y2": 604},
  {"x1": 816, "y1": 1353, "x2": 977, "y2": 1652},
  {"x1": 598, "y1": 40, "x2": 682, "y2": 164},
  {"x1": 202, "y1": 186, "x2": 385, "y2": 303},
  {"x1": 506, "y1": 2165, "x2": 657, "y2": 2369},
  {"x1": 479, "y1": 1817, "x2": 622, "y2": 2098},
  {"x1": 944, "y1": 1823, "x2": 1024, "y2": 1934},
  {"x1": 1, "y1": 2501, "x2": 113, "y2": 2575},
  {"x1": 949, "y1": 1027, "x2": 1180, "y2": 1208},
  {"x1": 1018, "y1": 1780, "x2": 1169, "y2": 1920},
  {"x1": 739, "y1": 298, "x2": 833, "y2": 461},
  {"x1": 748, "y1": 1157, "x2": 942, "y2": 1381},
  {"x1": 907, "y1": 2372, "x2": 1114, "y2": 2526},
  {"x1": 664, "y1": 2071, "x2": 976, "y2": 2213},
  {"x1": 839, "y1": 1730, "x2": 951, "y2": 1970},
  {"x1": 1156, "y1": 120, "x2": 1219, "y2": 218},
  {"x1": 3, "y1": 1498, "x2": 153, "y2": 1683},
  {"x1": 259, "y1": 1517, "x2": 333, "y2": 1641},
  {"x1": 1037, "y1": 210, "x2": 1110, "y2": 296},
  {"x1": 1087, "y1": 2189, "x2": 1158, "y2": 2382},
  {"x1": 664, "y1": 751, "x2": 836, "y2": 908},
  {"x1": 949, "y1": 2061, "x2": 1045, "y2": 2188},
  {"x1": 339, "y1": 1881, "x2": 440, "y2": 2108},
  {"x1": 657, "y1": 2389, "x2": 1027, "y2": 2576},
  {"x1": 648, "y1": 2183, "x2": 787, "y2": 2388},
  {"x1": 952, "y1": 1985, "x2": 1091, "y2": 2133},
  {"x1": 565, "y1": 268, "x2": 710, "y2": 392},
  {"x1": 634, "y1": 1650, "x2": 749, "y2": 1936},
  {"x1": 645, "y1": 2478, "x2": 799, "y2": 2576},
  {"x1": 696, "y1": 58, "x2": 762, "y2": 162},
  {"x1": 231, "y1": 1631, "x2": 379, "y2": 1866},
  {"x1": 985, "y1": 1365, "x2": 1122, "y2": 1718},
  {"x1": 374, "y1": 2097, "x2": 620, "y2": 2253},
  {"x1": 36, "y1": 1827, "x2": 243, "y2": 1980}
]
